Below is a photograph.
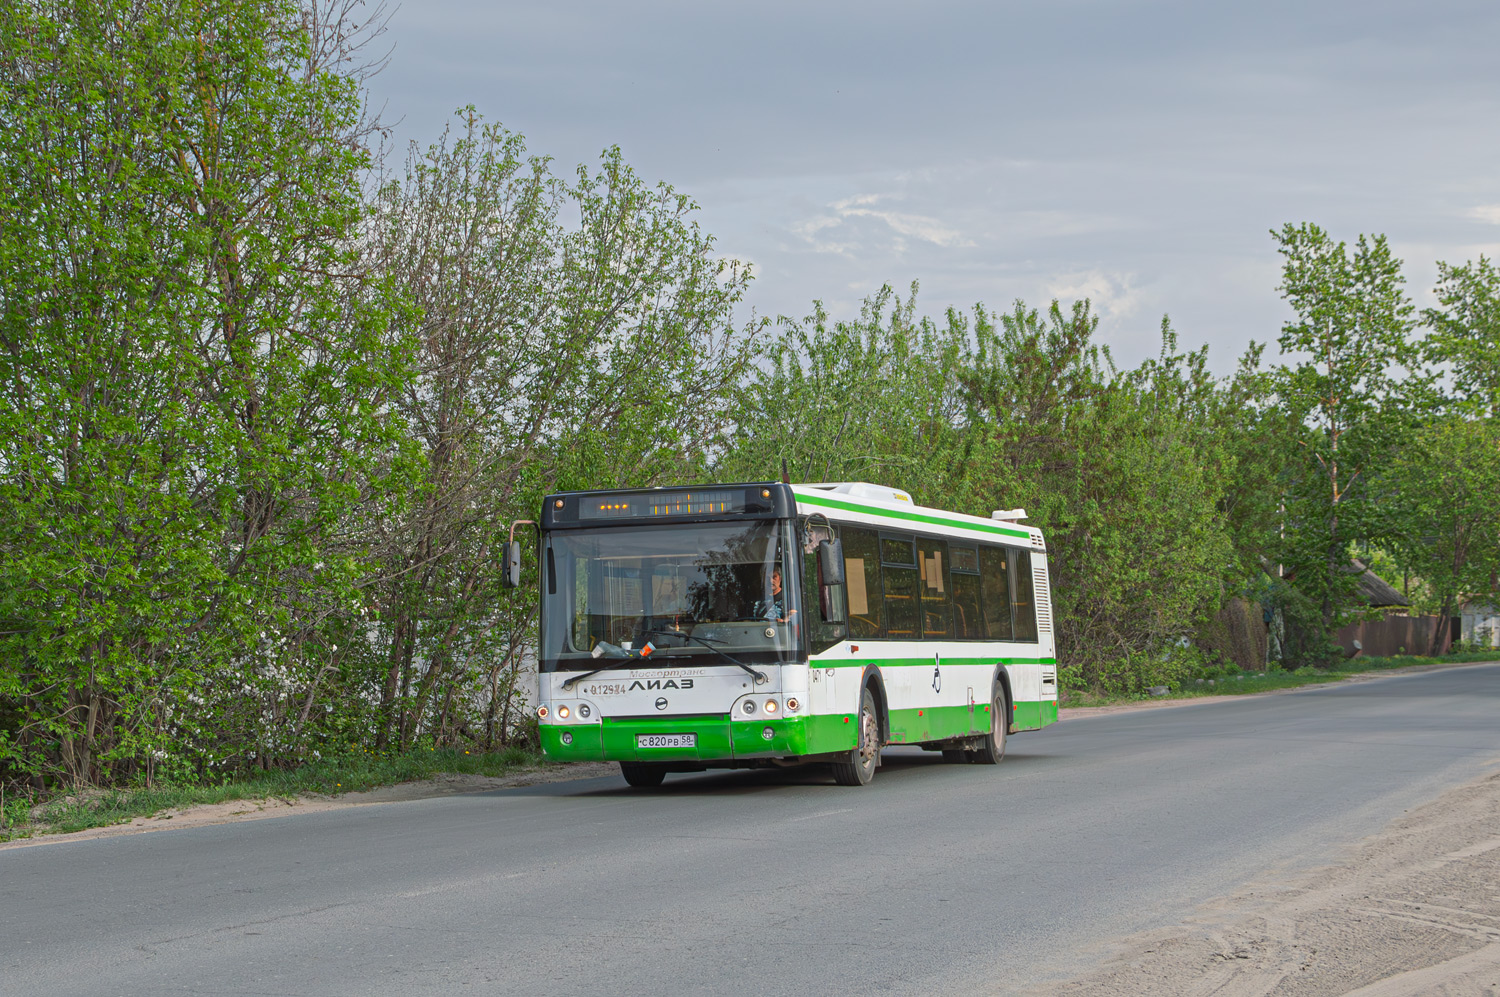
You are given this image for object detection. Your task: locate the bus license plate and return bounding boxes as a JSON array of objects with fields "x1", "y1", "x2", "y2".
[{"x1": 637, "y1": 733, "x2": 696, "y2": 749}]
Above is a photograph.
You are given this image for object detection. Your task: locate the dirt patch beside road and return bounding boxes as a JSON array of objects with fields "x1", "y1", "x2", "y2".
[{"x1": 1032, "y1": 764, "x2": 1500, "y2": 996}]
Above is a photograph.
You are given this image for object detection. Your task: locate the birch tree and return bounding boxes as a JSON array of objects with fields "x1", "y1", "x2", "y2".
[{"x1": 1271, "y1": 223, "x2": 1414, "y2": 653}]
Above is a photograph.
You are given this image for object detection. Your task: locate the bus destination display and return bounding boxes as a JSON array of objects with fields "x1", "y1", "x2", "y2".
[{"x1": 578, "y1": 488, "x2": 746, "y2": 520}]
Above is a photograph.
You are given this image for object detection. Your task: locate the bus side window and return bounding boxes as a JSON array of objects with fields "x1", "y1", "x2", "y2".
[
  {"x1": 949, "y1": 545, "x2": 983, "y2": 639},
  {"x1": 841, "y1": 526, "x2": 884, "y2": 638},
  {"x1": 881, "y1": 535, "x2": 919, "y2": 639},
  {"x1": 1011, "y1": 549, "x2": 1038, "y2": 642},
  {"x1": 980, "y1": 545, "x2": 1013, "y2": 640},
  {"x1": 918, "y1": 537, "x2": 951, "y2": 638}
]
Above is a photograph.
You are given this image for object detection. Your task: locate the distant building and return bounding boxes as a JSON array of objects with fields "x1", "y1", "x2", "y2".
[{"x1": 1459, "y1": 602, "x2": 1500, "y2": 648}]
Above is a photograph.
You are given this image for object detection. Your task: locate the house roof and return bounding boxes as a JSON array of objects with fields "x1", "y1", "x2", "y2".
[{"x1": 1350, "y1": 560, "x2": 1408, "y2": 607}]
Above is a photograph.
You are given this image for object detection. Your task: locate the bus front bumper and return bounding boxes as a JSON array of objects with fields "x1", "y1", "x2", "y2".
[{"x1": 540, "y1": 713, "x2": 856, "y2": 764}]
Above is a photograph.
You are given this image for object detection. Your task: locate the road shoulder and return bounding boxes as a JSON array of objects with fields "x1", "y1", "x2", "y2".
[{"x1": 1029, "y1": 762, "x2": 1500, "y2": 996}]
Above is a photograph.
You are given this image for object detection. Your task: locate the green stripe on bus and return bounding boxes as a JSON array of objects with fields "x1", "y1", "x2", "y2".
[
  {"x1": 810, "y1": 655, "x2": 1057, "y2": 669},
  {"x1": 1012, "y1": 700, "x2": 1045, "y2": 731},
  {"x1": 887, "y1": 703, "x2": 982, "y2": 742},
  {"x1": 797, "y1": 491, "x2": 1034, "y2": 540}
]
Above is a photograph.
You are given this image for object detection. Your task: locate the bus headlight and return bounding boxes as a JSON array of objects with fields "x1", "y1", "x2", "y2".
[
  {"x1": 558, "y1": 705, "x2": 570, "y2": 719},
  {"x1": 742, "y1": 700, "x2": 756, "y2": 715},
  {"x1": 578, "y1": 703, "x2": 591, "y2": 719},
  {"x1": 763, "y1": 699, "x2": 778, "y2": 714}
]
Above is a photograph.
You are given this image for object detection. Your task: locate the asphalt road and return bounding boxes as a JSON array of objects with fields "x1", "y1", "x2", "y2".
[{"x1": 5, "y1": 664, "x2": 1499, "y2": 997}]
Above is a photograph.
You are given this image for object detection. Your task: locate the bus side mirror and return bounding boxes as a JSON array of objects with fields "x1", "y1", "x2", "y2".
[
  {"x1": 502, "y1": 540, "x2": 522, "y2": 589},
  {"x1": 817, "y1": 539, "x2": 845, "y2": 586}
]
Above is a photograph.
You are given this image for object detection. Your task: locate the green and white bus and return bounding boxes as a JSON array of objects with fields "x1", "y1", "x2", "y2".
[{"x1": 511, "y1": 481, "x2": 1058, "y2": 787}]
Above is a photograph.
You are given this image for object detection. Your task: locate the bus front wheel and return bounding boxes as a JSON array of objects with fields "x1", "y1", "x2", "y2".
[
  {"x1": 620, "y1": 762, "x2": 667, "y2": 788},
  {"x1": 967, "y1": 689, "x2": 1007, "y2": 765},
  {"x1": 831, "y1": 687, "x2": 880, "y2": 786}
]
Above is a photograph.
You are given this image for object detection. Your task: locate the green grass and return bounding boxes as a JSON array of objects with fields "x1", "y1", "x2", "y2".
[
  {"x1": 1062, "y1": 650, "x2": 1499, "y2": 709},
  {"x1": 0, "y1": 745, "x2": 548, "y2": 842}
]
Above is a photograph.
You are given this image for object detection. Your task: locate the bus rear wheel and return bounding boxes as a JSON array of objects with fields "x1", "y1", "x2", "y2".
[
  {"x1": 620, "y1": 762, "x2": 667, "y2": 788},
  {"x1": 967, "y1": 689, "x2": 1007, "y2": 765},
  {"x1": 831, "y1": 687, "x2": 880, "y2": 786}
]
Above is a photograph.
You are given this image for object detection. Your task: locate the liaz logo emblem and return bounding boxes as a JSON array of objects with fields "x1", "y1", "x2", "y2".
[
  {"x1": 630, "y1": 678, "x2": 693, "y2": 690},
  {"x1": 655, "y1": 697, "x2": 669, "y2": 711}
]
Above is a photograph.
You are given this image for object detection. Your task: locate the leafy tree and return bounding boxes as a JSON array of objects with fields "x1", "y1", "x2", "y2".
[
  {"x1": 1270, "y1": 223, "x2": 1416, "y2": 658},
  {"x1": 1383, "y1": 417, "x2": 1500, "y2": 653},
  {"x1": 716, "y1": 283, "x2": 971, "y2": 498},
  {"x1": 1424, "y1": 256, "x2": 1500, "y2": 418},
  {"x1": 961, "y1": 305, "x2": 1237, "y2": 689},
  {"x1": 0, "y1": 0, "x2": 408, "y2": 787}
]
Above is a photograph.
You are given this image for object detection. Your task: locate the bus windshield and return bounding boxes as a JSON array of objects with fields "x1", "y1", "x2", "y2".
[{"x1": 540, "y1": 520, "x2": 800, "y2": 672}]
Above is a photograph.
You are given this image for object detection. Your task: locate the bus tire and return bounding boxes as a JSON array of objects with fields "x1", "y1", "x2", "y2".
[
  {"x1": 831, "y1": 687, "x2": 880, "y2": 786},
  {"x1": 968, "y1": 687, "x2": 1007, "y2": 765},
  {"x1": 620, "y1": 762, "x2": 667, "y2": 788}
]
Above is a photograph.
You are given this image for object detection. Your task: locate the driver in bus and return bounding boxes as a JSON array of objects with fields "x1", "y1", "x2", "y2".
[{"x1": 758, "y1": 567, "x2": 786, "y2": 622}]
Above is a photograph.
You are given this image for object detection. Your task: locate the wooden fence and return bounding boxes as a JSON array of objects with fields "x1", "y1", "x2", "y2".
[{"x1": 1335, "y1": 615, "x2": 1456, "y2": 658}]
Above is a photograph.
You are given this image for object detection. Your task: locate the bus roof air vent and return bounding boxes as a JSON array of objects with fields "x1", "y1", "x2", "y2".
[{"x1": 805, "y1": 482, "x2": 913, "y2": 504}]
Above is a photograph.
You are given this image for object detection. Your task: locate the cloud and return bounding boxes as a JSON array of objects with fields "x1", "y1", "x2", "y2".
[
  {"x1": 1468, "y1": 204, "x2": 1500, "y2": 224},
  {"x1": 1044, "y1": 270, "x2": 1143, "y2": 320},
  {"x1": 789, "y1": 214, "x2": 859, "y2": 257},
  {"x1": 834, "y1": 193, "x2": 884, "y2": 209},
  {"x1": 840, "y1": 207, "x2": 974, "y2": 248},
  {"x1": 792, "y1": 192, "x2": 976, "y2": 256}
]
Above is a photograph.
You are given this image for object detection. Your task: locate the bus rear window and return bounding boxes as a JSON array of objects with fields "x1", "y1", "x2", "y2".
[{"x1": 1011, "y1": 549, "x2": 1038, "y2": 642}]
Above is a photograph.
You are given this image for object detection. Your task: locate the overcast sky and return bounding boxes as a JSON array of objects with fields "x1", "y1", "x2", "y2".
[{"x1": 364, "y1": 0, "x2": 1500, "y2": 371}]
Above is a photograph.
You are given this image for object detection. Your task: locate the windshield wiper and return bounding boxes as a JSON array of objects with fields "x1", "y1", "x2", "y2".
[
  {"x1": 561, "y1": 642, "x2": 637, "y2": 690},
  {"x1": 639, "y1": 628, "x2": 767, "y2": 683}
]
